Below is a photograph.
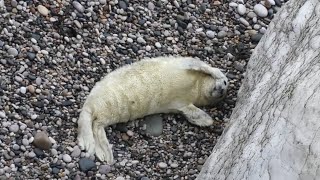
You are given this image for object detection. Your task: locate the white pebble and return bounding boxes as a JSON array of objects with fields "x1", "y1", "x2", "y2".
[
  {"x1": 155, "y1": 42, "x2": 161, "y2": 48},
  {"x1": 237, "y1": 4, "x2": 246, "y2": 15},
  {"x1": 254, "y1": 4, "x2": 268, "y2": 17},
  {"x1": 126, "y1": 130, "x2": 134, "y2": 137},
  {"x1": 9, "y1": 124, "x2": 19, "y2": 133},
  {"x1": 170, "y1": 163, "x2": 178, "y2": 168},
  {"x1": 63, "y1": 154, "x2": 72, "y2": 163},
  {"x1": 20, "y1": 87, "x2": 27, "y2": 94},
  {"x1": 229, "y1": 2, "x2": 238, "y2": 7},
  {"x1": 266, "y1": 0, "x2": 275, "y2": 5},
  {"x1": 0, "y1": 111, "x2": 6, "y2": 118},
  {"x1": 206, "y1": 30, "x2": 216, "y2": 38},
  {"x1": 30, "y1": 38, "x2": 37, "y2": 44},
  {"x1": 158, "y1": 162, "x2": 167, "y2": 168},
  {"x1": 37, "y1": 5, "x2": 49, "y2": 16},
  {"x1": 22, "y1": 139, "x2": 29, "y2": 146},
  {"x1": 145, "y1": 45, "x2": 151, "y2": 51}
]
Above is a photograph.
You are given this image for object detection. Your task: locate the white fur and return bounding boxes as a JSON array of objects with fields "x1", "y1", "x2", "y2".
[{"x1": 77, "y1": 56, "x2": 228, "y2": 163}]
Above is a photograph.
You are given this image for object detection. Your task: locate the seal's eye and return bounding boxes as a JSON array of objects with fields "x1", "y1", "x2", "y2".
[{"x1": 224, "y1": 80, "x2": 227, "y2": 85}]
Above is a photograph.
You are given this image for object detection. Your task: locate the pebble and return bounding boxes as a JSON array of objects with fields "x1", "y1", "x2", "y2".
[
  {"x1": 7, "y1": 48, "x2": 18, "y2": 56},
  {"x1": 126, "y1": 130, "x2": 134, "y2": 137},
  {"x1": 266, "y1": 0, "x2": 276, "y2": 6},
  {"x1": 71, "y1": 146, "x2": 81, "y2": 157},
  {"x1": 20, "y1": 87, "x2": 27, "y2": 94},
  {"x1": 115, "y1": 177, "x2": 125, "y2": 180},
  {"x1": 148, "y1": 2, "x2": 155, "y2": 10},
  {"x1": 22, "y1": 139, "x2": 29, "y2": 146},
  {"x1": 37, "y1": 5, "x2": 49, "y2": 16},
  {"x1": 33, "y1": 131, "x2": 52, "y2": 150},
  {"x1": 142, "y1": 115, "x2": 163, "y2": 136},
  {"x1": 73, "y1": 1, "x2": 85, "y2": 13},
  {"x1": 79, "y1": 158, "x2": 96, "y2": 172},
  {"x1": 206, "y1": 30, "x2": 216, "y2": 38},
  {"x1": 237, "y1": 4, "x2": 246, "y2": 15},
  {"x1": 155, "y1": 42, "x2": 161, "y2": 48},
  {"x1": 28, "y1": 151, "x2": 36, "y2": 158},
  {"x1": 98, "y1": 165, "x2": 111, "y2": 174},
  {"x1": 137, "y1": 37, "x2": 146, "y2": 44},
  {"x1": 254, "y1": 4, "x2": 268, "y2": 17},
  {"x1": 118, "y1": 1, "x2": 127, "y2": 10},
  {"x1": 27, "y1": 52, "x2": 36, "y2": 60},
  {"x1": 9, "y1": 124, "x2": 19, "y2": 133},
  {"x1": 63, "y1": 154, "x2": 72, "y2": 163},
  {"x1": 239, "y1": 17, "x2": 250, "y2": 26},
  {"x1": 0, "y1": 111, "x2": 6, "y2": 118},
  {"x1": 158, "y1": 162, "x2": 167, "y2": 169},
  {"x1": 170, "y1": 163, "x2": 179, "y2": 168},
  {"x1": 217, "y1": 31, "x2": 227, "y2": 38}
]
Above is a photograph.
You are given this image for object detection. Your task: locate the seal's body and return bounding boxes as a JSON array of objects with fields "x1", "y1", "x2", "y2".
[{"x1": 77, "y1": 56, "x2": 228, "y2": 163}]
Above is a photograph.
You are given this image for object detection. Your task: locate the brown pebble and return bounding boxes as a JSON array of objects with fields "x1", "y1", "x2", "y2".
[
  {"x1": 27, "y1": 85, "x2": 35, "y2": 94},
  {"x1": 33, "y1": 131, "x2": 52, "y2": 150}
]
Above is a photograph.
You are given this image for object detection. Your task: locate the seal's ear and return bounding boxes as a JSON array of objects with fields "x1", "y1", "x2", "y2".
[{"x1": 182, "y1": 58, "x2": 225, "y2": 79}]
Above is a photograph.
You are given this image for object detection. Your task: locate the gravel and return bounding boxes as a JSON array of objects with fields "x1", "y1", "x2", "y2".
[{"x1": 0, "y1": 0, "x2": 288, "y2": 179}]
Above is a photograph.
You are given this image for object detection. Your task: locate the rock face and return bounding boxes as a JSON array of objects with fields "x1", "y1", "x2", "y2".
[
  {"x1": 197, "y1": 0, "x2": 320, "y2": 179},
  {"x1": 33, "y1": 131, "x2": 52, "y2": 150}
]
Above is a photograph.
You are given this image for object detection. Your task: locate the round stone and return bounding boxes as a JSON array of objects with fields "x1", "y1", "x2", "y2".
[
  {"x1": 145, "y1": 45, "x2": 151, "y2": 51},
  {"x1": 254, "y1": 4, "x2": 268, "y2": 17},
  {"x1": 266, "y1": 0, "x2": 276, "y2": 5},
  {"x1": 148, "y1": 2, "x2": 155, "y2": 10},
  {"x1": 22, "y1": 139, "x2": 29, "y2": 146},
  {"x1": 9, "y1": 124, "x2": 19, "y2": 133},
  {"x1": 217, "y1": 31, "x2": 227, "y2": 38},
  {"x1": 237, "y1": 4, "x2": 246, "y2": 15},
  {"x1": 63, "y1": 154, "x2": 72, "y2": 163},
  {"x1": 37, "y1": 5, "x2": 49, "y2": 16},
  {"x1": 155, "y1": 42, "x2": 161, "y2": 48},
  {"x1": 28, "y1": 151, "x2": 36, "y2": 158},
  {"x1": 71, "y1": 146, "x2": 81, "y2": 157},
  {"x1": 158, "y1": 162, "x2": 167, "y2": 169},
  {"x1": 7, "y1": 48, "x2": 18, "y2": 56},
  {"x1": 206, "y1": 30, "x2": 216, "y2": 38},
  {"x1": 170, "y1": 163, "x2": 178, "y2": 168},
  {"x1": 79, "y1": 158, "x2": 96, "y2": 172},
  {"x1": 20, "y1": 87, "x2": 27, "y2": 94}
]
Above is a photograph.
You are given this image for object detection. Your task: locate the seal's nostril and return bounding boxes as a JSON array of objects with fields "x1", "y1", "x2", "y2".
[
  {"x1": 220, "y1": 89, "x2": 224, "y2": 94},
  {"x1": 224, "y1": 80, "x2": 227, "y2": 86}
]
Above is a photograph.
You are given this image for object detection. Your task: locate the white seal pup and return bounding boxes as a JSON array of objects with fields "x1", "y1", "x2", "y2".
[{"x1": 77, "y1": 56, "x2": 229, "y2": 163}]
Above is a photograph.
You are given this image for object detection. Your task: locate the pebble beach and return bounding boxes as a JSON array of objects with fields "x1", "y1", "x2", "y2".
[{"x1": 0, "y1": 0, "x2": 287, "y2": 179}]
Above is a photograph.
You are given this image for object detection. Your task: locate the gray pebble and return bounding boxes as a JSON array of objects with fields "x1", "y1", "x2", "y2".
[
  {"x1": 158, "y1": 162, "x2": 167, "y2": 169},
  {"x1": 28, "y1": 151, "x2": 36, "y2": 158},
  {"x1": 239, "y1": 17, "x2": 249, "y2": 26},
  {"x1": 79, "y1": 158, "x2": 96, "y2": 172},
  {"x1": 137, "y1": 37, "x2": 146, "y2": 44},
  {"x1": 99, "y1": 164, "x2": 111, "y2": 174},
  {"x1": 148, "y1": 2, "x2": 155, "y2": 10},
  {"x1": 118, "y1": 1, "x2": 127, "y2": 10},
  {"x1": 63, "y1": 154, "x2": 72, "y2": 163},
  {"x1": 0, "y1": 111, "x2": 6, "y2": 118},
  {"x1": 13, "y1": 144, "x2": 20, "y2": 150},
  {"x1": 206, "y1": 30, "x2": 216, "y2": 38},
  {"x1": 7, "y1": 48, "x2": 18, "y2": 56},
  {"x1": 237, "y1": 4, "x2": 246, "y2": 15},
  {"x1": 22, "y1": 139, "x2": 29, "y2": 146},
  {"x1": 254, "y1": 4, "x2": 268, "y2": 17},
  {"x1": 73, "y1": 1, "x2": 84, "y2": 13},
  {"x1": 217, "y1": 31, "x2": 227, "y2": 38},
  {"x1": 71, "y1": 146, "x2": 81, "y2": 157},
  {"x1": 9, "y1": 124, "x2": 19, "y2": 133}
]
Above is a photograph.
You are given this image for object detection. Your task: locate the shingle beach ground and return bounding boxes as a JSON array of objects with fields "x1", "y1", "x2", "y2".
[{"x1": 0, "y1": 0, "x2": 287, "y2": 179}]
